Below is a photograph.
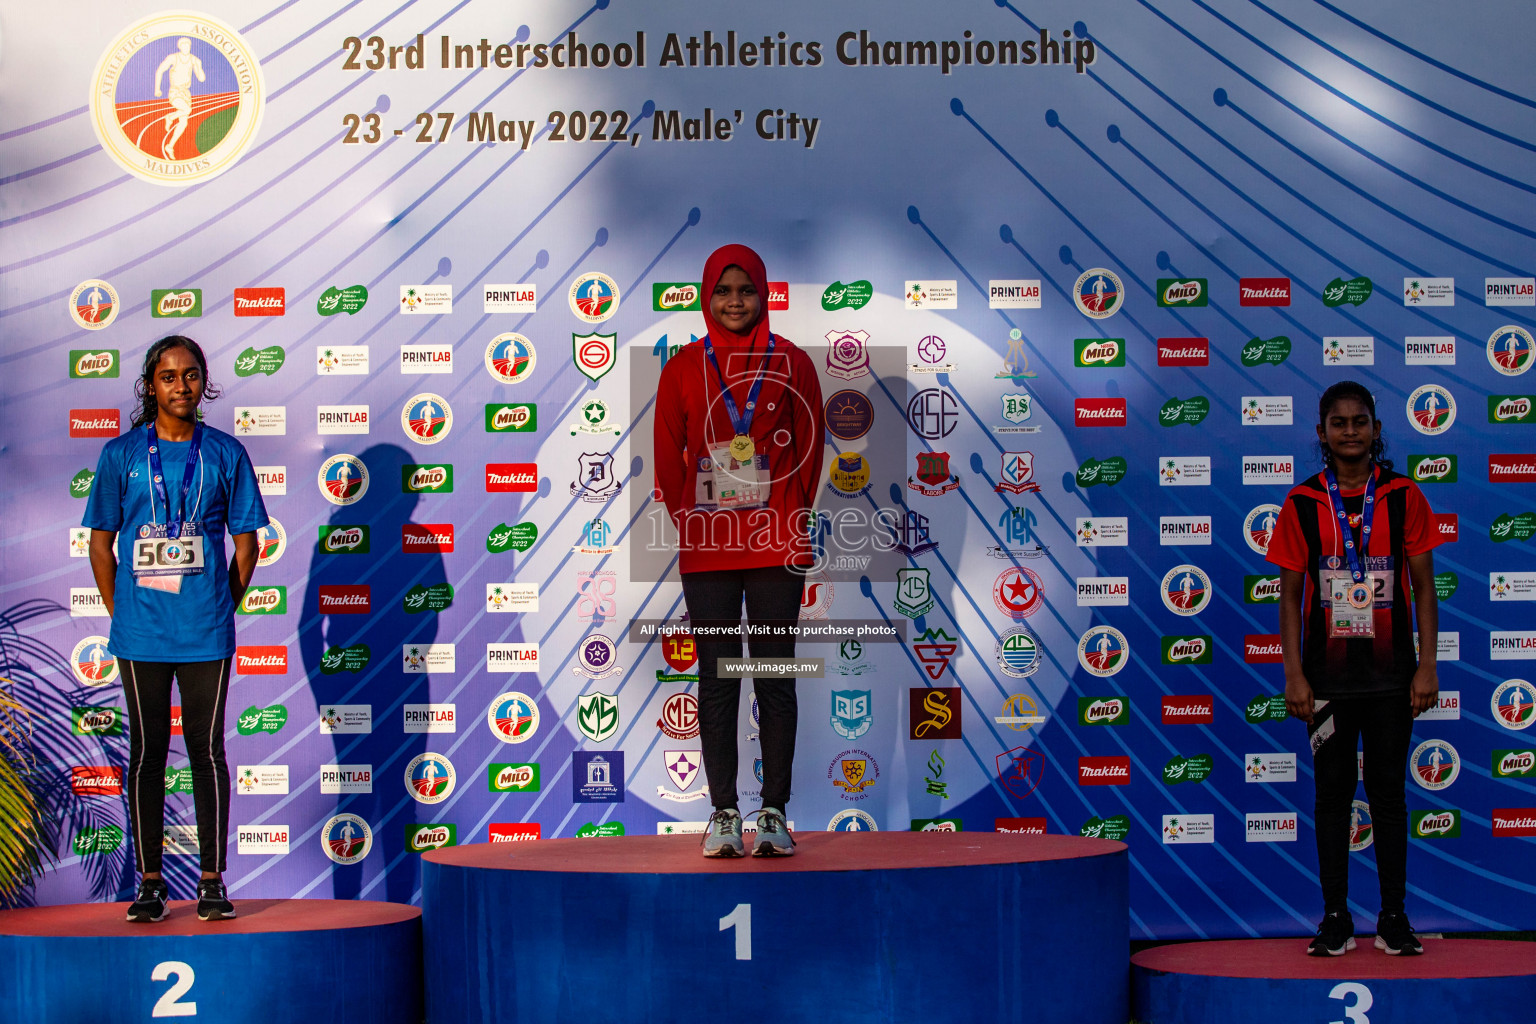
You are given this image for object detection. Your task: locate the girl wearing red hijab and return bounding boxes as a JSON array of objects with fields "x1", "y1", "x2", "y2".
[{"x1": 654, "y1": 244, "x2": 825, "y2": 856}]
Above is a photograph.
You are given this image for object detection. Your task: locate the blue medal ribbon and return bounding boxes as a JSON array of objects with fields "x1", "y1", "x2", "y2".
[
  {"x1": 702, "y1": 333, "x2": 776, "y2": 443},
  {"x1": 1323, "y1": 464, "x2": 1376, "y2": 585},
  {"x1": 147, "y1": 422, "x2": 203, "y2": 539}
]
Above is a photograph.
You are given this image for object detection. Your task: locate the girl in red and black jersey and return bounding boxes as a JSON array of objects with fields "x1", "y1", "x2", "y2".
[{"x1": 1266, "y1": 381, "x2": 1441, "y2": 957}]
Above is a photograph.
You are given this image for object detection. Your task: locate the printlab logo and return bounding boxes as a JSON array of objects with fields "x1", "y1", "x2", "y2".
[{"x1": 89, "y1": 13, "x2": 266, "y2": 185}]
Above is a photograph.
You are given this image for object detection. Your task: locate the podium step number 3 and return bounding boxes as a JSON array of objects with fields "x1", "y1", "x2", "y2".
[
  {"x1": 719, "y1": 903, "x2": 751, "y2": 960},
  {"x1": 1329, "y1": 982, "x2": 1371, "y2": 1024}
]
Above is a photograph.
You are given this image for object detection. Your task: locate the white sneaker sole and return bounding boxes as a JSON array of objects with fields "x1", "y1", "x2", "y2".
[
  {"x1": 1308, "y1": 935, "x2": 1355, "y2": 956},
  {"x1": 1374, "y1": 935, "x2": 1420, "y2": 955}
]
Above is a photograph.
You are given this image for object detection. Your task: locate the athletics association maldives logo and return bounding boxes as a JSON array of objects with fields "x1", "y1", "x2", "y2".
[
  {"x1": 1161, "y1": 565, "x2": 1211, "y2": 616},
  {"x1": 404, "y1": 753, "x2": 456, "y2": 804},
  {"x1": 72, "y1": 636, "x2": 118, "y2": 687},
  {"x1": 322, "y1": 813, "x2": 372, "y2": 865},
  {"x1": 1411, "y1": 739, "x2": 1460, "y2": 790},
  {"x1": 1488, "y1": 326, "x2": 1534, "y2": 377},
  {"x1": 569, "y1": 272, "x2": 620, "y2": 323},
  {"x1": 485, "y1": 333, "x2": 536, "y2": 384},
  {"x1": 1244, "y1": 505, "x2": 1281, "y2": 556},
  {"x1": 402, "y1": 393, "x2": 452, "y2": 444},
  {"x1": 255, "y1": 518, "x2": 285, "y2": 566},
  {"x1": 1492, "y1": 680, "x2": 1536, "y2": 730},
  {"x1": 90, "y1": 12, "x2": 265, "y2": 185},
  {"x1": 69, "y1": 280, "x2": 119, "y2": 331},
  {"x1": 1077, "y1": 626, "x2": 1128, "y2": 677},
  {"x1": 1074, "y1": 268, "x2": 1122, "y2": 318},
  {"x1": 1407, "y1": 385, "x2": 1456, "y2": 435},
  {"x1": 318, "y1": 454, "x2": 368, "y2": 506},
  {"x1": 487, "y1": 692, "x2": 540, "y2": 743}
]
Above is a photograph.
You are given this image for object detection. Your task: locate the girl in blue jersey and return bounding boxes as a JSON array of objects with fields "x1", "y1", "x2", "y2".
[{"x1": 84, "y1": 336, "x2": 268, "y2": 922}]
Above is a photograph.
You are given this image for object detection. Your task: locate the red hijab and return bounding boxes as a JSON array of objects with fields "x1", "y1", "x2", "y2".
[{"x1": 701, "y1": 243, "x2": 771, "y2": 347}]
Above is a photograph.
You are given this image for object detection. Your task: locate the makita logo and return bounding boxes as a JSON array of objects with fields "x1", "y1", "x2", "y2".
[
  {"x1": 71, "y1": 766, "x2": 122, "y2": 795},
  {"x1": 235, "y1": 647, "x2": 288, "y2": 674},
  {"x1": 69, "y1": 409, "x2": 120, "y2": 437},
  {"x1": 1414, "y1": 457, "x2": 1453, "y2": 480},
  {"x1": 1245, "y1": 635, "x2": 1283, "y2": 663},
  {"x1": 495, "y1": 765, "x2": 535, "y2": 789},
  {"x1": 1492, "y1": 810, "x2": 1536, "y2": 836},
  {"x1": 318, "y1": 586, "x2": 370, "y2": 613},
  {"x1": 1075, "y1": 398, "x2": 1127, "y2": 427},
  {"x1": 1084, "y1": 699, "x2": 1125, "y2": 723},
  {"x1": 1166, "y1": 638, "x2": 1208, "y2": 661},
  {"x1": 233, "y1": 288, "x2": 286, "y2": 316},
  {"x1": 1437, "y1": 514, "x2": 1458, "y2": 540},
  {"x1": 156, "y1": 291, "x2": 197, "y2": 315},
  {"x1": 1079, "y1": 757, "x2": 1131, "y2": 784},
  {"x1": 1417, "y1": 812, "x2": 1456, "y2": 835},
  {"x1": 1162, "y1": 696, "x2": 1213, "y2": 723},
  {"x1": 324, "y1": 528, "x2": 365, "y2": 551},
  {"x1": 658, "y1": 286, "x2": 699, "y2": 309},
  {"x1": 1489, "y1": 455, "x2": 1536, "y2": 481},
  {"x1": 1239, "y1": 278, "x2": 1291, "y2": 305},
  {"x1": 491, "y1": 406, "x2": 533, "y2": 430},
  {"x1": 409, "y1": 467, "x2": 449, "y2": 490},
  {"x1": 767, "y1": 282, "x2": 788, "y2": 308},
  {"x1": 1499, "y1": 752, "x2": 1535, "y2": 774},
  {"x1": 1495, "y1": 397, "x2": 1532, "y2": 420},
  {"x1": 1157, "y1": 338, "x2": 1208, "y2": 366},
  {"x1": 487, "y1": 463, "x2": 538, "y2": 492},
  {"x1": 489, "y1": 824, "x2": 541, "y2": 842},
  {"x1": 994, "y1": 818, "x2": 1048, "y2": 834},
  {"x1": 402, "y1": 524, "x2": 454, "y2": 552},
  {"x1": 1161, "y1": 281, "x2": 1204, "y2": 305}
]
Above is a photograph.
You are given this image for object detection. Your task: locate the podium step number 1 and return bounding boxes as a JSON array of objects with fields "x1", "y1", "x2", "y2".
[{"x1": 719, "y1": 903, "x2": 751, "y2": 961}]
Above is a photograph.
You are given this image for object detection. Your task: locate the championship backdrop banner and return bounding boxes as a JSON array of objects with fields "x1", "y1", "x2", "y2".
[{"x1": 3, "y1": 0, "x2": 1533, "y2": 939}]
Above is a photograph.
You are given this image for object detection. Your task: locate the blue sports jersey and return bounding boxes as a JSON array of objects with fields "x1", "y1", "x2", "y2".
[{"x1": 83, "y1": 423, "x2": 269, "y2": 661}]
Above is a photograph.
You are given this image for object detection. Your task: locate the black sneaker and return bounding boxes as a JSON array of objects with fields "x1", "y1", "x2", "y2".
[
  {"x1": 1374, "y1": 911, "x2": 1423, "y2": 956},
  {"x1": 196, "y1": 879, "x2": 236, "y2": 921},
  {"x1": 1307, "y1": 911, "x2": 1356, "y2": 956},
  {"x1": 126, "y1": 878, "x2": 169, "y2": 923}
]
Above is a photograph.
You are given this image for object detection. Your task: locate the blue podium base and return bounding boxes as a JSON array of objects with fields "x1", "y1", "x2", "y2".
[
  {"x1": 1132, "y1": 938, "x2": 1536, "y2": 1023},
  {"x1": 422, "y1": 831, "x2": 1128, "y2": 1024},
  {"x1": 0, "y1": 898, "x2": 421, "y2": 1023}
]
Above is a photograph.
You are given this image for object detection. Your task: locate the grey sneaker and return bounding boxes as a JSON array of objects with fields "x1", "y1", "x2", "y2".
[
  {"x1": 751, "y1": 807, "x2": 796, "y2": 857},
  {"x1": 701, "y1": 808, "x2": 744, "y2": 858}
]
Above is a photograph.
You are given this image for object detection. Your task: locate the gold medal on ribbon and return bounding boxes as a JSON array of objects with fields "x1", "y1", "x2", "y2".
[{"x1": 729, "y1": 433, "x2": 755, "y2": 463}]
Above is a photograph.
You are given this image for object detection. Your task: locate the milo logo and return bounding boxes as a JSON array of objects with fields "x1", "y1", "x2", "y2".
[
  {"x1": 69, "y1": 350, "x2": 119, "y2": 378},
  {"x1": 72, "y1": 825, "x2": 125, "y2": 855},
  {"x1": 1162, "y1": 753, "x2": 1214, "y2": 784},
  {"x1": 1156, "y1": 278, "x2": 1207, "y2": 307},
  {"x1": 234, "y1": 345, "x2": 286, "y2": 377},
  {"x1": 1241, "y1": 336, "x2": 1291, "y2": 367},
  {"x1": 320, "y1": 525, "x2": 369, "y2": 553},
  {"x1": 490, "y1": 763, "x2": 539, "y2": 791},
  {"x1": 1411, "y1": 809, "x2": 1459, "y2": 838},
  {"x1": 1490, "y1": 396, "x2": 1535, "y2": 423},
  {"x1": 404, "y1": 582, "x2": 454, "y2": 613},
  {"x1": 1159, "y1": 396, "x2": 1209, "y2": 427},
  {"x1": 486, "y1": 403, "x2": 537, "y2": 432},
  {"x1": 320, "y1": 644, "x2": 371, "y2": 674},
  {"x1": 822, "y1": 280, "x2": 874, "y2": 311},
  {"x1": 1245, "y1": 694, "x2": 1288, "y2": 723},
  {"x1": 318, "y1": 284, "x2": 368, "y2": 316},
  {"x1": 487, "y1": 522, "x2": 537, "y2": 553},
  {"x1": 1494, "y1": 750, "x2": 1536, "y2": 778},
  {"x1": 406, "y1": 824, "x2": 456, "y2": 851},
  {"x1": 1079, "y1": 814, "x2": 1131, "y2": 840},
  {"x1": 1074, "y1": 338, "x2": 1125, "y2": 367},
  {"x1": 236, "y1": 704, "x2": 288, "y2": 736},
  {"x1": 1076, "y1": 456, "x2": 1127, "y2": 488},
  {"x1": 70, "y1": 469, "x2": 96, "y2": 498},
  {"x1": 1078, "y1": 697, "x2": 1129, "y2": 725},
  {"x1": 652, "y1": 283, "x2": 701, "y2": 311},
  {"x1": 1409, "y1": 455, "x2": 1456, "y2": 482},
  {"x1": 1322, "y1": 276, "x2": 1372, "y2": 307},
  {"x1": 1245, "y1": 575, "x2": 1281, "y2": 603},
  {"x1": 238, "y1": 586, "x2": 287, "y2": 614},
  {"x1": 1162, "y1": 636, "x2": 1212, "y2": 664},
  {"x1": 164, "y1": 767, "x2": 194, "y2": 793},
  {"x1": 575, "y1": 822, "x2": 626, "y2": 838},
  {"x1": 151, "y1": 289, "x2": 202, "y2": 318},
  {"x1": 1434, "y1": 572, "x2": 1458, "y2": 600},
  {"x1": 72, "y1": 707, "x2": 124, "y2": 735},
  {"x1": 404, "y1": 465, "x2": 453, "y2": 493}
]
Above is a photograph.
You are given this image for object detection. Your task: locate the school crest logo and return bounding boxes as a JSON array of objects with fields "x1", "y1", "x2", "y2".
[
  {"x1": 577, "y1": 692, "x2": 620, "y2": 741},
  {"x1": 90, "y1": 13, "x2": 265, "y2": 185},
  {"x1": 995, "y1": 451, "x2": 1040, "y2": 494},
  {"x1": 895, "y1": 567, "x2": 935, "y2": 618},
  {"x1": 993, "y1": 567, "x2": 1044, "y2": 620},
  {"x1": 997, "y1": 746, "x2": 1043, "y2": 798},
  {"x1": 909, "y1": 452, "x2": 958, "y2": 495},
  {"x1": 571, "y1": 452, "x2": 620, "y2": 501},
  {"x1": 830, "y1": 690, "x2": 873, "y2": 740},
  {"x1": 825, "y1": 330, "x2": 871, "y2": 380},
  {"x1": 572, "y1": 331, "x2": 617, "y2": 380}
]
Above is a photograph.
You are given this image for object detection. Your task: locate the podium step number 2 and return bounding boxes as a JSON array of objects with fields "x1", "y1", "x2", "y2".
[
  {"x1": 719, "y1": 903, "x2": 751, "y2": 961},
  {"x1": 151, "y1": 961, "x2": 197, "y2": 1018}
]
